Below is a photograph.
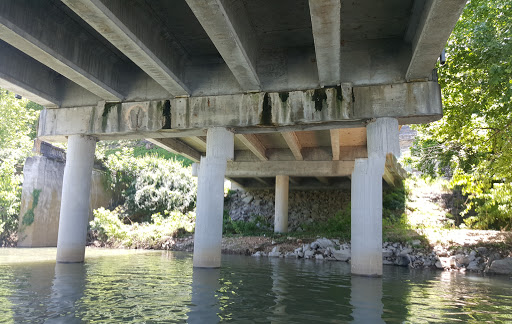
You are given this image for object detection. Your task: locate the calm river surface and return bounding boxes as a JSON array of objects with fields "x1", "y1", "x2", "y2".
[{"x1": 0, "y1": 248, "x2": 511, "y2": 323}]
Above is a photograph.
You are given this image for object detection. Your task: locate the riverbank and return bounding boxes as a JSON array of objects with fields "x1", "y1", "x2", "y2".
[{"x1": 88, "y1": 229, "x2": 512, "y2": 276}]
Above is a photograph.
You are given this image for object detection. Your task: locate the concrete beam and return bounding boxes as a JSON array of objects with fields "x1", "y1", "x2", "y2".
[
  {"x1": 0, "y1": 41, "x2": 60, "y2": 107},
  {"x1": 185, "y1": 0, "x2": 260, "y2": 91},
  {"x1": 62, "y1": 0, "x2": 190, "y2": 97},
  {"x1": 0, "y1": 0, "x2": 127, "y2": 101},
  {"x1": 406, "y1": 0, "x2": 467, "y2": 81},
  {"x1": 383, "y1": 154, "x2": 407, "y2": 187},
  {"x1": 225, "y1": 161, "x2": 354, "y2": 178},
  {"x1": 37, "y1": 82, "x2": 442, "y2": 141},
  {"x1": 330, "y1": 129, "x2": 340, "y2": 160},
  {"x1": 235, "y1": 134, "x2": 268, "y2": 161},
  {"x1": 148, "y1": 138, "x2": 202, "y2": 162},
  {"x1": 282, "y1": 132, "x2": 303, "y2": 161},
  {"x1": 309, "y1": 0, "x2": 341, "y2": 86},
  {"x1": 316, "y1": 177, "x2": 330, "y2": 185}
]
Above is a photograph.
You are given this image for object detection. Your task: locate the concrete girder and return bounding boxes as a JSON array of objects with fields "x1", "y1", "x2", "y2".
[
  {"x1": 185, "y1": 0, "x2": 261, "y2": 92},
  {"x1": 148, "y1": 138, "x2": 202, "y2": 162},
  {"x1": 406, "y1": 0, "x2": 467, "y2": 81},
  {"x1": 62, "y1": 0, "x2": 190, "y2": 97},
  {"x1": 0, "y1": 0, "x2": 126, "y2": 101},
  {"x1": 0, "y1": 41, "x2": 60, "y2": 107},
  {"x1": 281, "y1": 132, "x2": 303, "y2": 161},
  {"x1": 224, "y1": 161, "x2": 354, "y2": 178},
  {"x1": 309, "y1": 0, "x2": 341, "y2": 86},
  {"x1": 330, "y1": 129, "x2": 340, "y2": 160},
  {"x1": 235, "y1": 134, "x2": 268, "y2": 161},
  {"x1": 37, "y1": 82, "x2": 442, "y2": 142}
]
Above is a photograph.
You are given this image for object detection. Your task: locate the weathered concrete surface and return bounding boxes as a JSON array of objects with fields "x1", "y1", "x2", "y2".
[
  {"x1": 38, "y1": 82, "x2": 441, "y2": 142},
  {"x1": 274, "y1": 175, "x2": 289, "y2": 233},
  {"x1": 18, "y1": 156, "x2": 113, "y2": 247},
  {"x1": 193, "y1": 128, "x2": 234, "y2": 268},
  {"x1": 56, "y1": 135, "x2": 96, "y2": 263}
]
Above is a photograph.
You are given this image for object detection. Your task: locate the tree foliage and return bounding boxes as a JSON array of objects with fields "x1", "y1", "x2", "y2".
[
  {"x1": 0, "y1": 90, "x2": 40, "y2": 245},
  {"x1": 410, "y1": 0, "x2": 512, "y2": 229},
  {"x1": 102, "y1": 148, "x2": 197, "y2": 222}
]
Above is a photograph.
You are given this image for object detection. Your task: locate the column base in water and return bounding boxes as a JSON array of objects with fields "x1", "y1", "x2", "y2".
[{"x1": 56, "y1": 135, "x2": 96, "y2": 263}]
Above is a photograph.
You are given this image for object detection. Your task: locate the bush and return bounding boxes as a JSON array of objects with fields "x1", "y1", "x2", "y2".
[
  {"x1": 222, "y1": 211, "x2": 271, "y2": 236},
  {"x1": 103, "y1": 149, "x2": 197, "y2": 222},
  {"x1": 90, "y1": 208, "x2": 195, "y2": 248}
]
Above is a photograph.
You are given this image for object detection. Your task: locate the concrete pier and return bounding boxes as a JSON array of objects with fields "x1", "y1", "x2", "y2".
[
  {"x1": 56, "y1": 135, "x2": 96, "y2": 263},
  {"x1": 274, "y1": 175, "x2": 289, "y2": 233},
  {"x1": 193, "y1": 128, "x2": 234, "y2": 268},
  {"x1": 351, "y1": 118, "x2": 399, "y2": 276}
]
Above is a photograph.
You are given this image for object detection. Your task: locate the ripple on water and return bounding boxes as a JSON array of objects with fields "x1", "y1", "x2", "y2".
[{"x1": 0, "y1": 249, "x2": 511, "y2": 323}]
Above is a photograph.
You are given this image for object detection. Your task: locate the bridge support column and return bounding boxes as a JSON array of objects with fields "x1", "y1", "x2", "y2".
[
  {"x1": 193, "y1": 128, "x2": 234, "y2": 268},
  {"x1": 56, "y1": 135, "x2": 96, "y2": 263},
  {"x1": 351, "y1": 118, "x2": 399, "y2": 276},
  {"x1": 274, "y1": 175, "x2": 289, "y2": 233}
]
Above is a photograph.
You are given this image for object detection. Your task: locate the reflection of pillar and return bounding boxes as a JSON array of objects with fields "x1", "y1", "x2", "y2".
[
  {"x1": 188, "y1": 268, "x2": 221, "y2": 324},
  {"x1": 47, "y1": 263, "x2": 86, "y2": 323},
  {"x1": 269, "y1": 257, "x2": 287, "y2": 321},
  {"x1": 193, "y1": 128, "x2": 234, "y2": 268},
  {"x1": 350, "y1": 276, "x2": 384, "y2": 324},
  {"x1": 57, "y1": 135, "x2": 96, "y2": 263},
  {"x1": 274, "y1": 175, "x2": 289, "y2": 233},
  {"x1": 351, "y1": 118, "x2": 399, "y2": 276}
]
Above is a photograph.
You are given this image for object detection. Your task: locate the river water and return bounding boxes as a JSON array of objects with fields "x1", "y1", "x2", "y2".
[{"x1": 0, "y1": 248, "x2": 511, "y2": 323}]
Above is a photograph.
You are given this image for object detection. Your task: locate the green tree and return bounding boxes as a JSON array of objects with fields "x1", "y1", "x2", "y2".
[
  {"x1": 0, "y1": 89, "x2": 40, "y2": 245},
  {"x1": 410, "y1": 0, "x2": 512, "y2": 229}
]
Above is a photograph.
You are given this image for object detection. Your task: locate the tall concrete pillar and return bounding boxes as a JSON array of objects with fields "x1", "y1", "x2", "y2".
[
  {"x1": 274, "y1": 175, "x2": 289, "y2": 233},
  {"x1": 351, "y1": 118, "x2": 398, "y2": 276},
  {"x1": 193, "y1": 128, "x2": 234, "y2": 268},
  {"x1": 56, "y1": 135, "x2": 96, "y2": 263}
]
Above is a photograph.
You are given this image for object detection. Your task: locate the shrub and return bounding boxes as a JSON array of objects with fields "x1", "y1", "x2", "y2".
[
  {"x1": 103, "y1": 149, "x2": 197, "y2": 222},
  {"x1": 222, "y1": 211, "x2": 271, "y2": 236},
  {"x1": 90, "y1": 208, "x2": 195, "y2": 248}
]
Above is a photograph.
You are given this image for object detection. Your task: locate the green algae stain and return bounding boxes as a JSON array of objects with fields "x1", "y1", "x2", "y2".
[{"x1": 22, "y1": 189, "x2": 42, "y2": 226}]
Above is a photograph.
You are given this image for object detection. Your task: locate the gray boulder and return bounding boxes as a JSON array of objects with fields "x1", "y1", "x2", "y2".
[
  {"x1": 332, "y1": 249, "x2": 351, "y2": 262},
  {"x1": 489, "y1": 257, "x2": 512, "y2": 275}
]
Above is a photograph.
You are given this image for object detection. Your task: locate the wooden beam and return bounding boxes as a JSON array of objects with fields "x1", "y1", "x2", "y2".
[
  {"x1": 185, "y1": 0, "x2": 260, "y2": 91},
  {"x1": 330, "y1": 129, "x2": 340, "y2": 160},
  {"x1": 225, "y1": 161, "x2": 354, "y2": 177},
  {"x1": 62, "y1": 0, "x2": 190, "y2": 96},
  {"x1": 148, "y1": 138, "x2": 201, "y2": 162},
  {"x1": 309, "y1": 0, "x2": 341, "y2": 86},
  {"x1": 282, "y1": 132, "x2": 303, "y2": 161},
  {"x1": 235, "y1": 134, "x2": 268, "y2": 161}
]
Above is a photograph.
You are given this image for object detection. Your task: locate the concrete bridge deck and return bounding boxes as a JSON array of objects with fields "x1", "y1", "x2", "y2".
[{"x1": 0, "y1": 0, "x2": 467, "y2": 276}]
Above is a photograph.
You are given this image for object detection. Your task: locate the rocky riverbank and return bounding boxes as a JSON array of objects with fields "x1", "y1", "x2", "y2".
[{"x1": 143, "y1": 234, "x2": 512, "y2": 276}]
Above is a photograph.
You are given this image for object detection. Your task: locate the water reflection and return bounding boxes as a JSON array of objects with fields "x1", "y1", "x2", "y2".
[
  {"x1": 188, "y1": 268, "x2": 221, "y2": 323},
  {"x1": 350, "y1": 276, "x2": 384, "y2": 324},
  {"x1": 1, "y1": 249, "x2": 512, "y2": 323},
  {"x1": 46, "y1": 263, "x2": 86, "y2": 323}
]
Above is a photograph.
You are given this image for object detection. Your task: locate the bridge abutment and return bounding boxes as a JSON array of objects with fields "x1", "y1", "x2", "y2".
[{"x1": 56, "y1": 135, "x2": 96, "y2": 263}]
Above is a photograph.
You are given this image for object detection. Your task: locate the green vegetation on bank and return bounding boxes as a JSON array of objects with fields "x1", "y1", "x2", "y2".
[
  {"x1": 408, "y1": 0, "x2": 512, "y2": 230},
  {"x1": 0, "y1": 90, "x2": 41, "y2": 246}
]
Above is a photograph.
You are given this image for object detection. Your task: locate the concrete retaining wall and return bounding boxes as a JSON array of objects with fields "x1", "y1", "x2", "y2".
[{"x1": 225, "y1": 189, "x2": 350, "y2": 231}]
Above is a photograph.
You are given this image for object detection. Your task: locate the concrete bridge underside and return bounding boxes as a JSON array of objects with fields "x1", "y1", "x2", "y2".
[{"x1": 0, "y1": 0, "x2": 466, "y2": 276}]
